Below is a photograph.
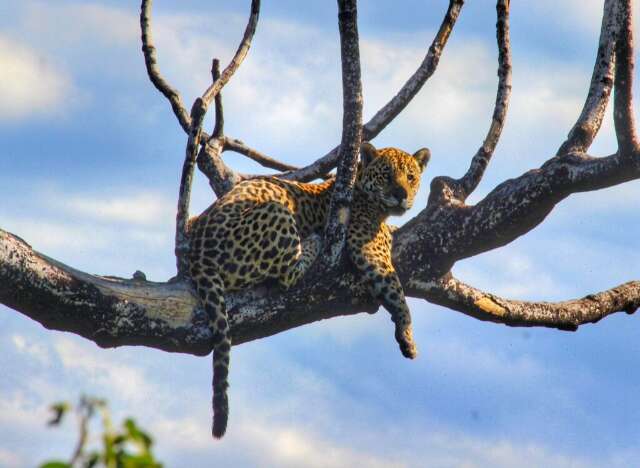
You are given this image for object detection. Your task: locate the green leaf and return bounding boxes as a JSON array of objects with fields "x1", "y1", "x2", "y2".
[
  {"x1": 47, "y1": 402, "x2": 70, "y2": 426},
  {"x1": 39, "y1": 461, "x2": 71, "y2": 468}
]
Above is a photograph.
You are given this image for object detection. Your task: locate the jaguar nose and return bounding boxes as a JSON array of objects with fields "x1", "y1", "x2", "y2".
[{"x1": 391, "y1": 185, "x2": 407, "y2": 202}]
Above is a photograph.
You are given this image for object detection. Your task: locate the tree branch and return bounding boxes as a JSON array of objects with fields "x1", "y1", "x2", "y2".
[
  {"x1": 408, "y1": 274, "x2": 640, "y2": 331},
  {"x1": 211, "y1": 58, "x2": 225, "y2": 139},
  {"x1": 452, "y1": 0, "x2": 511, "y2": 201},
  {"x1": 281, "y1": 0, "x2": 464, "y2": 182},
  {"x1": 201, "y1": 0, "x2": 260, "y2": 107},
  {"x1": 614, "y1": 0, "x2": 639, "y2": 155},
  {"x1": 222, "y1": 137, "x2": 298, "y2": 172},
  {"x1": 322, "y1": 0, "x2": 364, "y2": 265},
  {"x1": 4, "y1": 217, "x2": 639, "y2": 358},
  {"x1": 140, "y1": 0, "x2": 191, "y2": 133},
  {"x1": 197, "y1": 139, "x2": 243, "y2": 198},
  {"x1": 175, "y1": 99, "x2": 207, "y2": 277},
  {"x1": 400, "y1": 150, "x2": 640, "y2": 285},
  {"x1": 556, "y1": 0, "x2": 620, "y2": 156}
]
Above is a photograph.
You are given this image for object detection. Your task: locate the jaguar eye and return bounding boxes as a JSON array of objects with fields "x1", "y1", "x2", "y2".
[{"x1": 407, "y1": 173, "x2": 415, "y2": 183}]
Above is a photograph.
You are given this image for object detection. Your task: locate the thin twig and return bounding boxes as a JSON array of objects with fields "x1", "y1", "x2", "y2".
[
  {"x1": 454, "y1": 0, "x2": 511, "y2": 200},
  {"x1": 322, "y1": 0, "x2": 363, "y2": 265},
  {"x1": 211, "y1": 59, "x2": 225, "y2": 138},
  {"x1": 281, "y1": 0, "x2": 464, "y2": 182},
  {"x1": 614, "y1": 0, "x2": 639, "y2": 155},
  {"x1": 140, "y1": 0, "x2": 191, "y2": 133},
  {"x1": 223, "y1": 137, "x2": 298, "y2": 172},
  {"x1": 201, "y1": 0, "x2": 260, "y2": 107},
  {"x1": 557, "y1": 0, "x2": 620, "y2": 156}
]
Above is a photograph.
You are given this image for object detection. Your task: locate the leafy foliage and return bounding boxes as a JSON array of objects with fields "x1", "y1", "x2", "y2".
[{"x1": 40, "y1": 396, "x2": 163, "y2": 468}]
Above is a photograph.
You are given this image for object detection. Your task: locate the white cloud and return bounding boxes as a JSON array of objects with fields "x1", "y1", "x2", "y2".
[
  {"x1": 0, "y1": 448, "x2": 24, "y2": 468},
  {"x1": 526, "y1": 1, "x2": 628, "y2": 37},
  {"x1": 53, "y1": 337, "x2": 152, "y2": 403},
  {"x1": 23, "y1": 1, "x2": 138, "y2": 47},
  {"x1": 58, "y1": 192, "x2": 175, "y2": 226},
  {"x1": 454, "y1": 249, "x2": 558, "y2": 300},
  {"x1": 0, "y1": 35, "x2": 75, "y2": 121},
  {"x1": 11, "y1": 334, "x2": 51, "y2": 365}
]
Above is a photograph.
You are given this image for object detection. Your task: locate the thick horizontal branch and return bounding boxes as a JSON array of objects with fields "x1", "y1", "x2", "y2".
[
  {"x1": 0, "y1": 229, "x2": 209, "y2": 355},
  {"x1": 4, "y1": 211, "x2": 639, "y2": 358}
]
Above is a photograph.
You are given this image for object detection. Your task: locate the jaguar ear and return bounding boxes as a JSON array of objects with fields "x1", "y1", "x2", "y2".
[
  {"x1": 360, "y1": 142, "x2": 379, "y2": 168},
  {"x1": 413, "y1": 147, "x2": 431, "y2": 170}
]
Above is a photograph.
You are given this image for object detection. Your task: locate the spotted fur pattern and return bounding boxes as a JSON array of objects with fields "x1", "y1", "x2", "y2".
[{"x1": 188, "y1": 142, "x2": 430, "y2": 438}]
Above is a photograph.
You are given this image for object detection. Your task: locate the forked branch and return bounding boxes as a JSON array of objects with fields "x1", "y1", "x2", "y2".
[{"x1": 282, "y1": 0, "x2": 465, "y2": 182}]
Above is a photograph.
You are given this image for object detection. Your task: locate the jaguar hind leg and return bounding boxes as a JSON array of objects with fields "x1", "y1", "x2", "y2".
[{"x1": 278, "y1": 233, "x2": 322, "y2": 289}]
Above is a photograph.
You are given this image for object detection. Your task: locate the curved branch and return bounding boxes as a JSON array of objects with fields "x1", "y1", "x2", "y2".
[
  {"x1": 556, "y1": 0, "x2": 619, "y2": 156},
  {"x1": 140, "y1": 0, "x2": 191, "y2": 133},
  {"x1": 454, "y1": 0, "x2": 511, "y2": 201},
  {"x1": 281, "y1": 0, "x2": 464, "y2": 182},
  {"x1": 614, "y1": 0, "x2": 639, "y2": 154},
  {"x1": 408, "y1": 274, "x2": 640, "y2": 331},
  {"x1": 201, "y1": 0, "x2": 260, "y2": 107}
]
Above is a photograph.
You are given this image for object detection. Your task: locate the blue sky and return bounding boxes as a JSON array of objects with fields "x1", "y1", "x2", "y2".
[{"x1": 1, "y1": 1, "x2": 640, "y2": 466}]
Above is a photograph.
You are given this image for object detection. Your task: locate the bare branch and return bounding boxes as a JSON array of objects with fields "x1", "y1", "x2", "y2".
[
  {"x1": 140, "y1": 0, "x2": 191, "y2": 133},
  {"x1": 363, "y1": 0, "x2": 464, "y2": 140},
  {"x1": 201, "y1": 0, "x2": 260, "y2": 107},
  {"x1": 409, "y1": 274, "x2": 640, "y2": 331},
  {"x1": 281, "y1": 0, "x2": 464, "y2": 182},
  {"x1": 322, "y1": 0, "x2": 364, "y2": 264},
  {"x1": 175, "y1": 99, "x2": 207, "y2": 277},
  {"x1": 614, "y1": 0, "x2": 639, "y2": 155},
  {"x1": 223, "y1": 137, "x2": 298, "y2": 172},
  {"x1": 4, "y1": 226, "x2": 639, "y2": 358},
  {"x1": 556, "y1": 0, "x2": 620, "y2": 156},
  {"x1": 454, "y1": 0, "x2": 512, "y2": 200},
  {"x1": 399, "y1": 151, "x2": 640, "y2": 281},
  {"x1": 211, "y1": 59, "x2": 225, "y2": 138},
  {"x1": 0, "y1": 229, "x2": 210, "y2": 356}
]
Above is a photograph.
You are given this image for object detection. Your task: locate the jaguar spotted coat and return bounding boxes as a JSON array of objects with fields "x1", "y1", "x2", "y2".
[{"x1": 188, "y1": 142, "x2": 430, "y2": 438}]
